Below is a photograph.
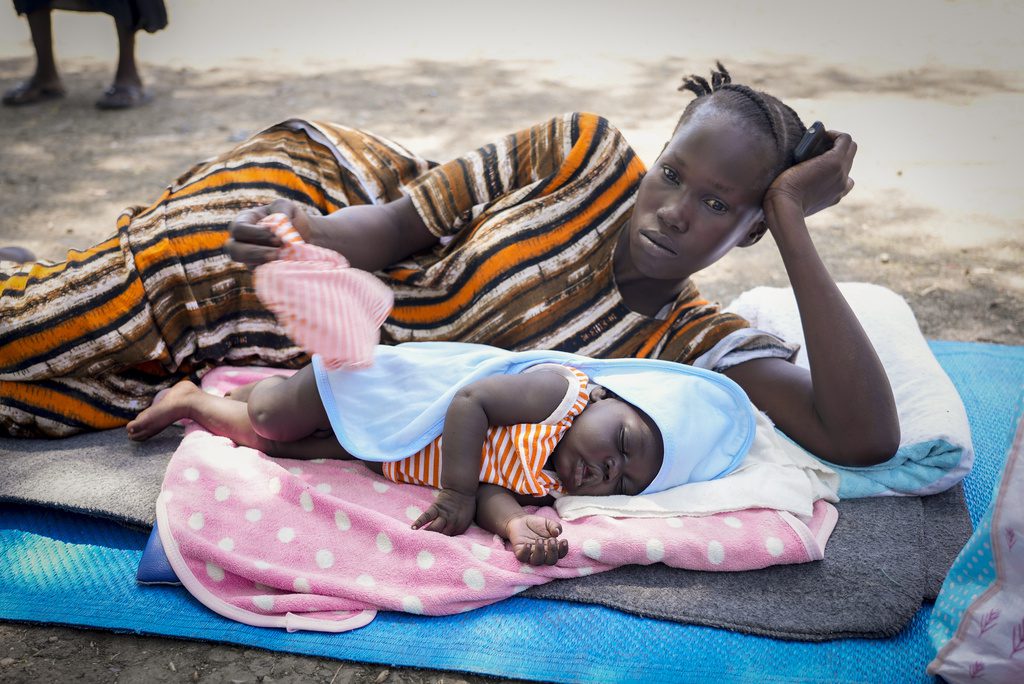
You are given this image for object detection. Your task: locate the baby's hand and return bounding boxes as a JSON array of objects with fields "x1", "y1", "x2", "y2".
[
  {"x1": 412, "y1": 489, "x2": 476, "y2": 536},
  {"x1": 507, "y1": 514, "x2": 568, "y2": 566}
]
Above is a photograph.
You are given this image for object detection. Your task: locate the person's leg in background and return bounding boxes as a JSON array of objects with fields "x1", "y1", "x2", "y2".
[
  {"x1": 2, "y1": 6, "x2": 66, "y2": 106},
  {"x1": 95, "y1": 10, "x2": 150, "y2": 109}
]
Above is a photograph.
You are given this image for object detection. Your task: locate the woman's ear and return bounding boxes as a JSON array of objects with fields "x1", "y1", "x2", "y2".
[{"x1": 739, "y1": 219, "x2": 768, "y2": 248}]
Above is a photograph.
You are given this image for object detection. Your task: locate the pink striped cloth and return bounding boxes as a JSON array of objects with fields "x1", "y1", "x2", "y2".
[
  {"x1": 252, "y1": 213, "x2": 393, "y2": 370},
  {"x1": 154, "y1": 366, "x2": 840, "y2": 633}
]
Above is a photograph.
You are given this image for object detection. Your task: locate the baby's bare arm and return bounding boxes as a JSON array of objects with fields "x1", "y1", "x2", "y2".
[
  {"x1": 411, "y1": 370, "x2": 570, "y2": 536},
  {"x1": 476, "y1": 484, "x2": 566, "y2": 565}
]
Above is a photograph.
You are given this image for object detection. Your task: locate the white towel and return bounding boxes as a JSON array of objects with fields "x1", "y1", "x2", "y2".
[{"x1": 556, "y1": 411, "x2": 839, "y2": 520}]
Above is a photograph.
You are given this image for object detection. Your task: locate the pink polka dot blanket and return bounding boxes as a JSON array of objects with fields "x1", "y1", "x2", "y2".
[
  {"x1": 252, "y1": 213, "x2": 393, "y2": 370},
  {"x1": 155, "y1": 366, "x2": 839, "y2": 633}
]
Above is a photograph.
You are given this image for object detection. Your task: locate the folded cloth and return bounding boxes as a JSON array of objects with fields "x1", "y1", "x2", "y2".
[
  {"x1": 154, "y1": 367, "x2": 838, "y2": 633},
  {"x1": 556, "y1": 410, "x2": 839, "y2": 520},
  {"x1": 252, "y1": 213, "x2": 393, "y2": 370},
  {"x1": 726, "y1": 283, "x2": 974, "y2": 498}
]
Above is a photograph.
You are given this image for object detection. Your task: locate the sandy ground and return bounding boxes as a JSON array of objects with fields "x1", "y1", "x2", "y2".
[{"x1": 1, "y1": 1, "x2": 1022, "y2": 682}]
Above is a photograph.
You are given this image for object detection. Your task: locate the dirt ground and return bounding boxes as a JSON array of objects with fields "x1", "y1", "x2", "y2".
[{"x1": 1, "y1": 1, "x2": 1022, "y2": 682}]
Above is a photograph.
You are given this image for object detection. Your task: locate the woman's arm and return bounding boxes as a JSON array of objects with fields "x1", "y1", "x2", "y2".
[
  {"x1": 410, "y1": 370, "x2": 571, "y2": 536},
  {"x1": 724, "y1": 132, "x2": 900, "y2": 468},
  {"x1": 476, "y1": 484, "x2": 567, "y2": 566},
  {"x1": 225, "y1": 196, "x2": 437, "y2": 272},
  {"x1": 226, "y1": 113, "x2": 619, "y2": 269}
]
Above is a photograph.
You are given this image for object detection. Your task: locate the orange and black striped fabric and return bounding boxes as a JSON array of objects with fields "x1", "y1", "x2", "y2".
[
  {"x1": 382, "y1": 366, "x2": 589, "y2": 496},
  {"x1": 1, "y1": 113, "x2": 785, "y2": 438}
]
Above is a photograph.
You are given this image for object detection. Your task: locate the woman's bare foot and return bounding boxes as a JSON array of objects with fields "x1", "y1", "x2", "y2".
[{"x1": 127, "y1": 380, "x2": 202, "y2": 441}]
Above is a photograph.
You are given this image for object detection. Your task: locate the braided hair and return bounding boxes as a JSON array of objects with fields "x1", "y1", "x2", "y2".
[{"x1": 677, "y1": 62, "x2": 806, "y2": 180}]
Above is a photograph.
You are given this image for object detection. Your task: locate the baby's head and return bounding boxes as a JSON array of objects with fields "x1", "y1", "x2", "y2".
[
  {"x1": 553, "y1": 387, "x2": 664, "y2": 496},
  {"x1": 625, "y1": 62, "x2": 808, "y2": 281},
  {"x1": 554, "y1": 360, "x2": 757, "y2": 497}
]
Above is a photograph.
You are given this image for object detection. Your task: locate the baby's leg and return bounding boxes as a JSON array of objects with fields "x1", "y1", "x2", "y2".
[
  {"x1": 246, "y1": 364, "x2": 332, "y2": 442},
  {"x1": 127, "y1": 380, "x2": 262, "y2": 445}
]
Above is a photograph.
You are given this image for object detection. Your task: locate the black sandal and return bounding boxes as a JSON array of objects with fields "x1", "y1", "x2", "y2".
[
  {"x1": 2, "y1": 80, "x2": 66, "y2": 107},
  {"x1": 95, "y1": 84, "x2": 153, "y2": 110}
]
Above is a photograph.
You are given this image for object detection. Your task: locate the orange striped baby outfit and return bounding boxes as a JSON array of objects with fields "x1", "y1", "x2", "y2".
[{"x1": 381, "y1": 365, "x2": 589, "y2": 496}]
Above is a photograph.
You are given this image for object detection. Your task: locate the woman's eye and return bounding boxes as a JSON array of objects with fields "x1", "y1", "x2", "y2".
[
  {"x1": 704, "y1": 198, "x2": 727, "y2": 213},
  {"x1": 661, "y1": 166, "x2": 679, "y2": 184}
]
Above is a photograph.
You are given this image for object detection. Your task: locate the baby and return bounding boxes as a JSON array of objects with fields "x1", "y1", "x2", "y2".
[{"x1": 129, "y1": 342, "x2": 754, "y2": 565}]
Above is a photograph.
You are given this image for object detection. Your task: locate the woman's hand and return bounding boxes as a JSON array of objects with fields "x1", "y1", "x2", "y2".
[
  {"x1": 225, "y1": 196, "x2": 437, "y2": 273},
  {"x1": 412, "y1": 488, "x2": 477, "y2": 536},
  {"x1": 764, "y1": 130, "x2": 858, "y2": 220},
  {"x1": 507, "y1": 514, "x2": 568, "y2": 566},
  {"x1": 224, "y1": 199, "x2": 316, "y2": 267}
]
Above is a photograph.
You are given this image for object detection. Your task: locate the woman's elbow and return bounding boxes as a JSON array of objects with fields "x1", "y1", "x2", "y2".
[{"x1": 833, "y1": 424, "x2": 901, "y2": 468}]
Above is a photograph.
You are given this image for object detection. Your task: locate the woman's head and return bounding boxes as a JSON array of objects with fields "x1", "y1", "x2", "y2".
[{"x1": 623, "y1": 63, "x2": 806, "y2": 280}]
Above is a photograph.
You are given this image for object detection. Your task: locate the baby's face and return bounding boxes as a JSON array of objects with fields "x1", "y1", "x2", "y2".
[{"x1": 553, "y1": 390, "x2": 663, "y2": 496}]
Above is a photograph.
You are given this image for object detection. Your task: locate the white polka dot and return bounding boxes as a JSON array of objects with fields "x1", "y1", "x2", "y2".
[
  {"x1": 405, "y1": 506, "x2": 423, "y2": 521},
  {"x1": 707, "y1": 540, "x2": 725, "y2": 565},
  {"x1": 253, "y1": 582, "x2": 272, "y2": 593},
  {"x1": 277, "y1": 527, "x2": 295, "y2": 543},
  {"x1": 519, "y1": 564, "x2": 536, "y2": 574},
  {"x1": 582, "y1": 539, "x2": 602, "y2": 560},
  {"x1": 402, "y1": 595, "x2": 424, "y2": 614},
  {"x1": 723, "y1": 516, "x2": 743, "y2": 529},
  {"x1": 288, "y1": 467, "x2": 304, "y2": 476},
  {"x1": 316, "y1": 549, "x2": 335, "y2": 569},
  {"x1": 512, "y1": 585, "x2": 529, "y2": 593},
  {"x1": 206, "y1": 562, "x2": 224, "y2": 582},
  {"x1": 245, "y1": 508, "x2": 263, "y2": 523},
  {"x1": 578, "y1": 566, "x2": 594, "y2": 576},
  {"x1": 463, "y1": 568, "x2": 485, "y2": 590},
  {"x1": 471, "y1": 543, "x2": 492, "y2": 561},
  {"x1": 765, "y1": 536, "x2": 785, "y2": 557},
  {"x1": 253, "y1": 560, "x2": 271, "y2": 570},
  {"x1": 268, "y1": 477, "x2": 281, "y2": 494},
  {"x1": 417, "y1": 550, "x2": 435, "y2": 570},
  {"x1": 356, "y1": 574, "x2": 376, "y2": 588},
  {"x1": 311, "y1": 458, "x2": 327, "y2": 464},
  {"x1": 293, "y1": 577, "x2": 311, "y2": 593},
  {"x1": 335, "y1": 510, "x2": 351, "y2": 531},
  {"x1": 218, "y1": 537, "x2": 235, "y2": 552},
  {"x1": 376, "y1": 532, "x2": 393, "y2": 553},
  {"x1": 665, "y1": 518, "x2": 683, "y2": 528},
  {"x1": 646, "y1": 538, "x2": 665, "y2": 562},
  {"x1": 253, "y1": 595, "x2": 274, "y2": 611},
  {"x1": 188, "y1": 512, "x2": 205, "y2": 530},
  {"x1": 315, "y1": 483, "x2": 332, "y2": 494},
  {"x1": 183, "y1": 468, "x2": 200, "y2": 482},
  {"x1": 372, "y1": 481, "x2": 390, "y2": 493},
  {"x1": 214, "y1": 486, "x2": 231, "y2": 502},
  {"x1": 300, "y1": 491, "x2": 314, "y2": 512}
]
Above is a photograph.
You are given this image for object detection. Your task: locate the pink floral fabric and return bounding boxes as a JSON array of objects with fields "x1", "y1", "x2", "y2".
[{"x1": 156, "y1": 366, "x2": 839, "y2": 633}]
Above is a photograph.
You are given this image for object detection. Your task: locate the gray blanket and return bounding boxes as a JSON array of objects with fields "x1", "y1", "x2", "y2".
[{"x1": 0, "y1": 429, "x2": 971, "y2": 639}]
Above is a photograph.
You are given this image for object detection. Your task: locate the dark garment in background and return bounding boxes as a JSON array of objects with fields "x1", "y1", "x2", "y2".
[{"x1": 13, "y1": 0, "x2": 168, "y2": 33}]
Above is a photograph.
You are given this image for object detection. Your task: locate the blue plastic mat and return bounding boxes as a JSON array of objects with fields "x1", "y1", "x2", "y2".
[{"x1": 2, "y1": 341, "x2": 1022, "y2": 683}]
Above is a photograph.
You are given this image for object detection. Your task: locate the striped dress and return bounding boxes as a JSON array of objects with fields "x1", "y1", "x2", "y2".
[
  {"x1": 382, "y1": 365, "x2": 589, "y2": 496},
  {"x1": 0, "y1": 113, "x2": 791, "y2": 437}
]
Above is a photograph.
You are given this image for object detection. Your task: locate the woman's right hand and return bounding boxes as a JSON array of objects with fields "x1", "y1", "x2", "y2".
[
  {"x1": 764, "y1": 130, "x2": 857, "y2": 220},
  {"x1": 225, "y1": 199, "x2": 315, "y2": 267}
]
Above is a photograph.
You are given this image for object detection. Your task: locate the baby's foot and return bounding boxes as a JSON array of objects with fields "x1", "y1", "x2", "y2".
[{"x1": 127, "y1": 380, "x2": 202, "y2": 441}]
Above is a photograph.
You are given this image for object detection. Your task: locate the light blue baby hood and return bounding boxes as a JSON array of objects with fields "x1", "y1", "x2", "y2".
[{"x1": 312, "y1": 342, "x2": 756, "y2": 492}]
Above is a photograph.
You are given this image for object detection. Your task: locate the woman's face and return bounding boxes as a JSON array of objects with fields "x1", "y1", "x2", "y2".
[{"x1": 625, "y1": 103, "x2": 777, "y2": 281}]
